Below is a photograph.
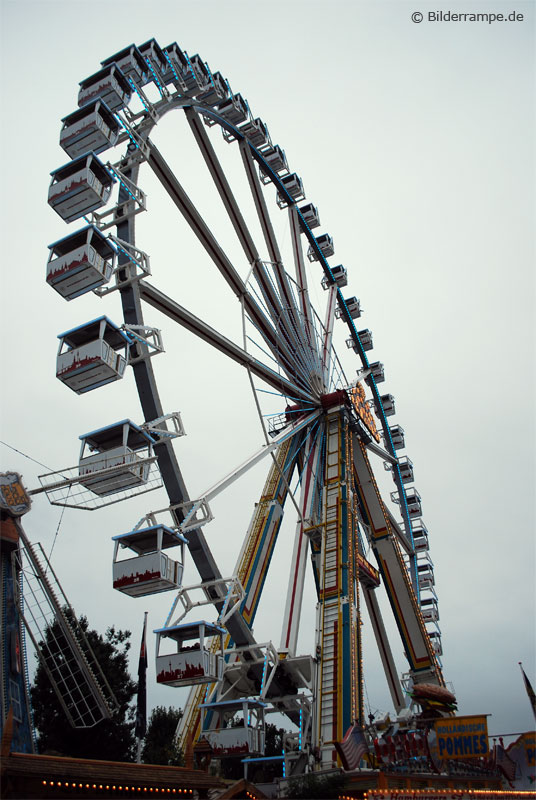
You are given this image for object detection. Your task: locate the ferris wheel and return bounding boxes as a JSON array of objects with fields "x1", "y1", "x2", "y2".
[{"x1": 42, "y1": 39, "x2": 454, "y2": 773}]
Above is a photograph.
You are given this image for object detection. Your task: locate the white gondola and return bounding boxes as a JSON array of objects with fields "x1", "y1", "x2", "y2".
[
  {"x1": 375, "y1": 393, "x2": 395, "y2": 417},
  {"x1": 163, "y1": 43, "x2": 197, "y2": 91},
  {"x1": 218, "y1": 92, "x2": 248, "y2": 125},
  {"x1": 359, "y1": 329, "x2": 373, "y2": 351},
  {"x1": 261, "y1": 145, "x2": 288, "y2": 177},
  {"x1": 412, "y1": 522, "x2": 429, "y2": 552},
  {"x1": 321, "y1": 263, "x2": 347, "y2": 289},
  {"x1": 101, "y1": 44, "x2": 148, "y2": 84},
  {"x1": 189, "y1": 54, "x2": 210, "y2": 90},
  {"x1": 60, "y1": 101, "x2": 120, "y2": 159},
  {"x1": 195, "y1": 71, "x2": 229, "y2": 105},
  {"x1": 78, "y1": 420, "x2": 155, "y2": 496},
  {"x1": 347, "y1": 329, "x2": 373, "y2": 353},
  {"x1": 154, "y1": 622, "x2": 225, "y2": 687},
  {"x1": 369, "y1": 361, "x2": 385, "y2": 383},
  {"x1": 332, "y1": 264, "x2": 348, "y2": 287},
  {"x1": 308, "y1": 233, "x2": 334, "y2": 262},
  {"x1": 397, "y1": 454, "x2": 413, "y2": 481},
  {"x1": 336, "y1": 297, "x2": 361, "y2": 320},
  {"x1": 48, "y1": 153, "x2": 114, "y2": 224},
  {"x1": 417, "y1": 562, "x2": 435, "y2": 590},
  {"x1": 46, "y1": 225, "x2": 116, "y2": 300},
  {"x1": 239, "y1": 117, "x2": 270, "y2": 149},
  {"x1": 139, "y1": 38, "x2": 168, "y2": 80},
  {"x1": 277, "y1": 173, "x2": 305, "y2": 207},
  {"x1": 78, "y1": 64, "x2": 131, "y2": 111},
  {"x1": 420, "y1": 597, "x2": 439, "y2": 623},
  {"x1": 428, "y1": 631, "x2": 443, "y2": 656},
  {"x1": 405, "y1": 488, "x2": 422, "y2": 517},
  {"x1": 199, "y1": 699, "x2": 266, "y2": 758},
  {"x1": 56, "y1": 316, "x2": 131, "y2": 394},
  {"x1": 299, "y1": 202, "x2": 320, "y2": 230},
  {"x1": 112, "y1": 525, "x2": 187, "y2": 597},
  {"x1": 387, "y1": 425, "x2": 405, "y2": 451}
]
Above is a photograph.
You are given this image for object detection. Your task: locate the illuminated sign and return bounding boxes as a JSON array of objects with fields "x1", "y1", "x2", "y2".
[
  {"x1": 434, "y1": 715, "x2": 489, "y2": 760},
  {"x1": 349, "y1": 383, "x2": 380, "y2": 443},
  {"x1": 0, "y1": 472, "x2": 31, "y2": 516}
]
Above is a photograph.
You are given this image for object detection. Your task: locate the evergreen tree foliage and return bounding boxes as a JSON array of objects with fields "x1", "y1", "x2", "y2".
[
  {"x1": 30, "y1": 612, "x2": 136, "y2": 761},
  {"x1": 141, "y1": 706, "x2": 184, "y2": 766},
  {"x1": 286, "y1": 771, "x2": 347, "y2": 799}
]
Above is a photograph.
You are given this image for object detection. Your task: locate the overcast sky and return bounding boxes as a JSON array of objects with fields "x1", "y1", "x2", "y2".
[{"x1": 0, "y1": 0, "x2": 534, "y2": 741}]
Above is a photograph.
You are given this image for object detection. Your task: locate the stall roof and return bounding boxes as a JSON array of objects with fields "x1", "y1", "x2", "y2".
[
  {"x1": 79, "y1": 419, "x2": 155, "y2": 450},
  {"x1": 113, "y1": 525, "x2": 187, "y2": 553},
  {"x1": 153, "y1": 622, "x2": 226, "y2": 641},
  {"x1": 58, "y1": 316, "x2": 132, "y2": 350}
]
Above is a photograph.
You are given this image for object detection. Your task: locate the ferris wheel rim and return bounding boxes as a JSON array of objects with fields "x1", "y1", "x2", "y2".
[{"x1": 46, "y1": 42, "x2": 447, "y2": 766}]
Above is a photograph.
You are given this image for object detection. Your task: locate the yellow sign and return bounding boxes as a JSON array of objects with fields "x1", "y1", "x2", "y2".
[
  {"x1": 520, "y1": 730, "x2": 536, "y2": 767},
  {"x1": 349, "y1": 383, "x2": 380, "y2": 443},
  {"x1": 434, "y1": 715, "x2": 489, "y2": 760},
  {"x1": 0, "y1": 472, "x2": 31, "y2": 516}
]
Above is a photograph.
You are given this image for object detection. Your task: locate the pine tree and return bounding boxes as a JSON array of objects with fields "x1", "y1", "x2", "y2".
[
  {"x1": 30, "y1": 613, "x2": 136, "y2": 761},
  {"x1": 141, "y1": 706, "x2": 184, "y2": 766}
]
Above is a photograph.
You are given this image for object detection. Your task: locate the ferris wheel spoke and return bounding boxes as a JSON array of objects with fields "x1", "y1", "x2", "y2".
[
  {"x1": 288, "y1": 206, "x2": 321, "y2": 374},
  {"x1": 321, "y1": 284, "x2": 338, "y2": 387},
  {"x1": 139, "y1": 280, "x2": 316, "y2": 403},
  {"x1": 186, "y1": 105, "x2": 300, "y2": 357},
  {"x1": 185, "y1": 107, "x2": 260, "y2": 264},
  {"x1": 239, "y1": 141, "x2": 308, "y2": 344},
  {"x1": 244, "y1": 277, "x2": 322, "y2": 394},
  {"x1": 145, "y1": 138, "x2": 303, "y2": 384}
]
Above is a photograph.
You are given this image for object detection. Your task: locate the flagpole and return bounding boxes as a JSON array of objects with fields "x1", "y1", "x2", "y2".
[
  {"x1": 136, "y1": 612, "x2": 149, "y2": 764},
  {"x1": 518, "y1": 661, "x2": 536, "y2": 721}
]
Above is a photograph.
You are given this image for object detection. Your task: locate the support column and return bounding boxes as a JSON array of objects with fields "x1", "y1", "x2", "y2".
[{"x1": 315, "y1": 408, "x2": 362, "y2": 769}]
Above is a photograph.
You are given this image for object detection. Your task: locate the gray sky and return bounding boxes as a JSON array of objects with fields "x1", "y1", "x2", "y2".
[{"x1": 0, "y1": 0, "x2": 534, "y2": 740}]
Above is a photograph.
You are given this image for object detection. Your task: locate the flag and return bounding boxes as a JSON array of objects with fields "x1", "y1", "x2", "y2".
[
  {"x1": 335, "y1": 723, "x2": 368, "y2": 770},
  {"x1": 519, "y1": 662, "x2": 536, "y2": 721},
  {"x1": 135, "y1": 612, "x2": 148, "y2": 740}
]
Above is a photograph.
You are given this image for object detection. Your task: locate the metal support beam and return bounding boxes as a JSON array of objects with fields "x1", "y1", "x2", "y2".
[{"x1": 139, "y1": 280, "x2": 316, "y2": 403}]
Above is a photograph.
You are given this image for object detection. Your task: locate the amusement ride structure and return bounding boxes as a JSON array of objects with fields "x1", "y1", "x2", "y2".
[{"x1": 3, "y1": 38, "x2": 463, "y2": 778}]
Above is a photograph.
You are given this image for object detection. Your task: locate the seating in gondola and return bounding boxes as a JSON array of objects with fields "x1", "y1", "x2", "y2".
[
  {"x1": 308, "y1": 233, "x2": 334, "y2": 261},
  {"x1": 198, "y1": 699, "x2": 266, "y2": 758},
  {"x1": 387, "y1": 425, "x2": 405, "y2": 451},
  {"x1": 154, "y1": 622, "x2": 225, "y2": 687},
  {"x1": 405, "y1": 488, "x2": 422, "y2": 517},
  {"x1": 369, "y1": 361, "x2": 385, "y2": 383},
  {"x1": 78, "y1": 420, "x2": 155, "y2": 496},
  {"x1": 299, "y1": 202, "x2": 320, "y2": 230},
  {"x1": 163, "y1": 43, "x2": 198, "y2": 92},
  {"x1": 375, "y1": 392, "x2": 395, "y2": 417}
]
